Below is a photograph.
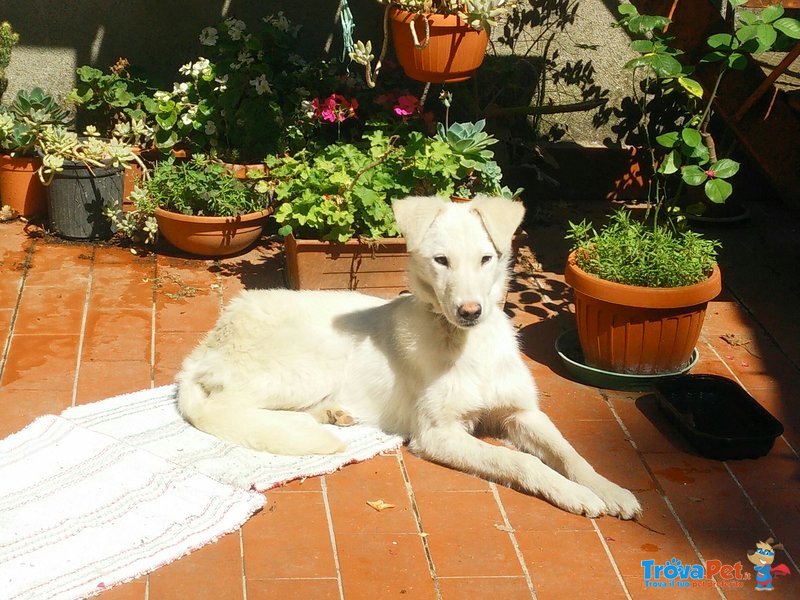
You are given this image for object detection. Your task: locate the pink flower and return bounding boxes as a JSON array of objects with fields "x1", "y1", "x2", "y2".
[
  {"x1": 312, "y1": 94, "x2": 358, "y2": 123},
  {"x1": 393, "y1": 94, "x2": 420, "y2": 117}
]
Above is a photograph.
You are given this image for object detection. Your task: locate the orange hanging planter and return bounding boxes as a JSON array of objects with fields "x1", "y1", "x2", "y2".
[
  {"x1": 0, "y1": 154, "x2": 47, "y2": 217},
  {"x1": 389, "y1": 7, "x2": 489, "y2": 83},
  {"x1": 564, "y1": 251, "x2": 722, "y2": 375}
]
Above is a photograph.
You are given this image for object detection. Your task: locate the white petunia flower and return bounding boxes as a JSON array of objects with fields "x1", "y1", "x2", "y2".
[
  {"x1": 204, "y1": 121, "x2": 217, "y2": 135},
  {"x1": 249, "y1": 74, "x2": 272, "y2": 95},
  {"x1": 225, "y1": 18, "x2": 246, "y2": 41},
  {"x1": 199, "y1": 27, "x2": 218, "y2": 46}
]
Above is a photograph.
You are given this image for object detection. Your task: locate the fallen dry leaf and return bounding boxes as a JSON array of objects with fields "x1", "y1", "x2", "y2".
[
  {"x1": 720, "y1": 333, "x2": 761, "y2": 358},
  {"x1": 494, "y1": 524, "x2": 515, "y2": 533},
  {"x1": 688, "y1": 496, "x2": 704, "y2": 503},
  {"x1": 366, "y1": 499, "x2": 395, "y2": 512}
]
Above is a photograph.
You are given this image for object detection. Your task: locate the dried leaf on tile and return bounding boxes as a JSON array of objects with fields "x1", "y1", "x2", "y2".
[
  {"x1": 494, "y1": 524, "x2": 515, "y2": 533},
  {"x1": 366, "y1": 499, "x2": 395, "y2": 512}
]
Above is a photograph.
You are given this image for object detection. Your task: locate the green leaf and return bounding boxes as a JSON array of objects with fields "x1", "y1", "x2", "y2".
[
  {"x1": 728, "y1": 0, "x2": 747, "y2": 7},
  {"x1": 710, "y1": 158, "x2": 740, "y2": 179},
  {"x1": 761, "y1": 3, "x2": 784, "y2": 24},
  {"x1": 701, "y1": 50, "x2": 727, "y2": 63},
  {"x1": 755, "y1": 23, "x2": 778, "y2": 51},
  {"x1": 630, "y1": 39, "x2": 656, "y2": 53},
  {"x1": 682, "y1": 165, "x2": 708, "y2": 186},
  {"x1": 678, "y1": 76, "x2": 704, "y2": 98},
  {"x1": 705, "y1": 178, "x2": 733, "y2": 203},
  {"x1": 681, "y1": 127, "x2": 702, "y2": 148},
  {"x1": 736, "y1": 24, "x2": 760, "y2": 43},
  {"x1": 774, "y1": 17, "x2": 800, "y2": 40},
  {"x1": 727, "y1": 52, "x2": 748, "y2": 70},
  {"x1": 649, "y1": 53, "x2": 683, "y2": 77},
  {"x1": 707, "y1": 33, "x2": 734, "y2": 49},
  {"x1": 737, "y1": 11, "x2": 758, "y2": 26},
  {"x1": 618, "y1": 3, "x2": 638, "y2": 16},
  {"x1": 658, "y1": 149, "x2": 681, "y2": 175},
  {"x1": 655, "y1": 131, "x2": 680, "y2": 148}
]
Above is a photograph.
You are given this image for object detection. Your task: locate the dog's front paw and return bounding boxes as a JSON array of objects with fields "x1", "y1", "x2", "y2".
[
  {"x1": 552, "y1": 481, "x2": 607, "y2": 518},
  {"x1": 591, "y1": 480, "x2": 642, "y2": 520}
]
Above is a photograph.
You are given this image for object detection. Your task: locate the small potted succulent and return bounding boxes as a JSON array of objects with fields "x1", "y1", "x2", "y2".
[
  {"x1": 35, "y1": 125, "x2": 141, "y2": 240},
  {"x1": 0, "y1": 88, "x2": 72, "y2": 217},
  {"x1": 0, "y1": 20, "x2": 19, "y2": 103},
  {"x1": 124, "y1": 155, "x2": 272, "y2": 257},
  {"x1": 351, "y1": 0, "x2": 517, "y2": 85},
  {"x1": 270, "y1": 117, "x2": 520, "y2": 295}
]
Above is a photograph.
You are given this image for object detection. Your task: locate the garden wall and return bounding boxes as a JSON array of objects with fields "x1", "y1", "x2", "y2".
[{"x1": 2, "y1": 0, "x2": 637, "y2": 145}]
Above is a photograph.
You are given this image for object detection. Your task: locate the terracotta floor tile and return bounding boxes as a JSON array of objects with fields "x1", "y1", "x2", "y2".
[
  {"x1": 414, "y1": 490, "x2": 524, "y2": 577},
  {"x1": 13, "y1": 286, "x2": 88, "y2": 335},
  {"x1": 81, "y1": 332, "x2": 152, "y2": 364},
  {"x1": 75, "y1": 360, "x2": 152, "y2": 404},
  {"x1": 0, "y1": 271, "x2": 24, "y2": 309},
  {"x1": 0, "y1": 307, "x2": 12, "y2": 352},
  {"x1": 242, "y1": 491, "x2": 336, "y2": 579},
  {"x1": 148, "y1": 530, "x2": 243, "y2": 600},
  {"x1": 153, "y1": 331, "x2": 206, "y2": 374},
  {"x1": 24, "y1": 244, "x2": 92, "y2": 287},
  {"x1": 515, "y1": 529, "x2": 626, "y2": 599},
  {"x1": 335, "y1": 532, "x2": 437, "y2": 599},
  {"x1": 90, "y1": 262, "x2": 156, "y2": 307},
  {"x1": 98, "y1": 577, "x2": 147, "y2": 600},
  {"x1": 535, "y1": 375, "x2": 617, "y2": 423},
  {"x1": 1, "y1": 334, "x2": 80, "y2": 391},
  {"x1": 437, "y1": 576, "x2": 532, "y2": 599},
  {"x1": 246, "y1": 578, "x2": 340, "y2": 600},
  {"x1": 645, "y1": 453, "x2": 764, "y2": 531},
  {"x1": 269, "y1": 477, "x2": 323, "y2": 493},
  {"x1": 495, "y1": 483, "x2": 595, "y2": 532},
  {"x1": 325, "y1": 455, "x2": 419, "y2": 534},
  {"x1": 726, "y1": 437, "x2": 800, "y2": 491},
  {"x1": 623, "y1": 577, "x2": 725, "y2": 599},
  {"x1": 401, "y1": 446, "x2": 491, "y2": 492},
  {"x1": 0, "y1": 387, "x2": 72, "y2": 436}
]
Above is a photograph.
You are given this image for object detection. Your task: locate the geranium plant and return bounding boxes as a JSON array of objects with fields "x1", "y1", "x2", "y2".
[{"x1": 149, "y1": 12, "x2": 336, "y2": 162}]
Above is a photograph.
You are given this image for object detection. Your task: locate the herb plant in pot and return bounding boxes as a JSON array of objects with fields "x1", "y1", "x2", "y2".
[
  {"x1": 134, "y1": 156, "x2": 271, "y2": 257},
  {"x1": 0, "y1": 88, "x2": 72, "y2": 217}
]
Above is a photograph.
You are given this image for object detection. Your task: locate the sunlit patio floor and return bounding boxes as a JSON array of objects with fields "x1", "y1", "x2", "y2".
[{"x1": 1, "y1": 196, "x2": 798, "y2": 599}]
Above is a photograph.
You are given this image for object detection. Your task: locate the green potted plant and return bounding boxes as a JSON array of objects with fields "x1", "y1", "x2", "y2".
[
  {"x1": 0, "y1": 88, "x2": 72, "y2": 217},
  {"x1": 562, "y1": 1, "x2": 799, "y2": 377},
  {"x1": 351, "y1": 1, "x2": 517, "y2": 85},
  {"x1": 148, "y1": 12, "x2": 335, "y2": 169},
  {"x1": 270, "y1": 118, "x2": 520, "y2": 295},
  {"x1": 0, "y1": 21, "x2": 19, "y2": 103},
  {"x1": 123, "y1": 155, "x2": 272, "y2": 257},
  {"x1": 35, "y1": 125, "x2": 141, "y2": 240}
]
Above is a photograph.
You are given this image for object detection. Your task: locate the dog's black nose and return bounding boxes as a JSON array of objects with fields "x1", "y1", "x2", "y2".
[{"x1": 457, "y1": 302, "x2": 482, "y2": 322}]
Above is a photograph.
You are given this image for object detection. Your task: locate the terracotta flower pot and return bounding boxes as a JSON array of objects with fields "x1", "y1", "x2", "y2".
[
  {"x1": 0, "y1": 154, "x2": 47, "y2": 217},
  {"x1": 564, "y1": 251, "x2": 722, "y2": 375},
  {"x1": 284, "y1": 234, "x2": 409, "y2": 298},
  {"x1": 389, "y1": 7, "x2": 489, "y2": 83},
  {"x1": 154, "y1": 207, "x2": 271, "y2": 257},
  {"x1": 221, "y1": 162, "x2": 267, "y2": 180}
]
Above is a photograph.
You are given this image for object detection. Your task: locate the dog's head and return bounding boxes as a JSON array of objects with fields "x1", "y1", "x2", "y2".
[{"x1": 393, "y1": 195, "x2": 524, "y2": 329}]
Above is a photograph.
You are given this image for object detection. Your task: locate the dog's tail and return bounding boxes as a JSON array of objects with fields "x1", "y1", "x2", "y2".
[{"x1": 176, "y1": 376, "x2": 347, "y2": 455}]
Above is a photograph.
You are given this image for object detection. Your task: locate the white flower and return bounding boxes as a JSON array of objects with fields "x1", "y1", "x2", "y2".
[
  {"x1": 265, "y1": 12, "x2": 290, "y2": 32},
  {"x1": 214, "y1": 74, "x2": 228, "y2": 92},
  {"x1": 172, "y1": 82, "x2": 190, "y2": 95},
  {"x1": 192, "y1": 58, "x2": 211, "y2": 77},
  {"x1": 300, "y1": 99, "x2": 315, "y2": 119},
  {"x1": 204, "y1": 121, "x2": 217, "y2": 135},
  {"x1": 199, "y1": 27, "x2": 218, "y2": 46},
  {"x1": 225, "y1": 18, "x2": 246, "y2": 41},
  {"x1": 153, "y1": 90, "x2": 171, "y2": 102},
  {"x1": 178, "y1": 62, "x2": 192, "y2": 76},
  {"x1": 231, "y1": 50, "x2": 253, "y2": 70},
  {"x1": 250, "y1": 74, "x2": 272, "y2": 95},
  {"x1": 181, "y1": 113, "x2": 193, "y2": 126}
]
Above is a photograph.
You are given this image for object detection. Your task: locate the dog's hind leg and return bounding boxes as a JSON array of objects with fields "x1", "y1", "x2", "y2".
[
  {"x1": 176, "y1": 377, "x2": 347, "y2": 455},
  {"x1": 504, "y1": 409, "x2": 641, "y2": 520},
  {"x1": 410, "y1": 423, "x2": 607, "y2": 517}
]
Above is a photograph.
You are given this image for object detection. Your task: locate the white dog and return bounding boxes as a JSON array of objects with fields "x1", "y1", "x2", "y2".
[{"x1": 176, "y1": 196, "x2": 641, "y2": 519}]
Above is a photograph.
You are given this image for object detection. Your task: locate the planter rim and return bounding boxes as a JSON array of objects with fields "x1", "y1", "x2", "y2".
[
  {"x1": 0, "y1": 153, "x2": 40, "y2": 168},
  {"x1": 286, "y1": 233, "x2": 406, "y2": 248},
  {"x1": 565, "y1": 251, "x2": 721, "y2": 309},
  {"x1": 154, "y1": 206, "x2": 272, "y2": 224},
  {"x1": 388, "y1": 5, "x2": 475, "y2": 28}
]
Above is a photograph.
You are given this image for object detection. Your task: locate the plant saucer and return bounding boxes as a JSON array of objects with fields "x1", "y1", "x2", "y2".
[{"x1": 554, "y1": 329, "x2": 698, "y2": 391}]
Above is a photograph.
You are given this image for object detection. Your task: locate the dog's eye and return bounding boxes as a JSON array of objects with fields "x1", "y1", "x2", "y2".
[
  {"x1": 433, "y1": 256, "x2": 449, "y2": 267},
  {"x1": 481, "y1": 255, "x2": 494, "y2": 265}
]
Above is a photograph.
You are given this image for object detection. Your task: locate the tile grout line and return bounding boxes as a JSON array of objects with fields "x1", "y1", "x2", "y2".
[
  {"x1": 319, "y1": 476, "x2": 345, "y2": 600},
  {"x1": 394, "y1": 451, "x2": 443, "y2": 600},
  {"x1": 488, "y1": 482, "x2": 537, "y2": 600},
  {"x1": 0, "y1": 240, "x2": 35, "y2": 383},
  {"x1": 589, "y1": 517, "x2": 632, "y2": 600},
  {"x1": 703, "y1": 339, "x2": 799, "y2": 459},
  {"x1": 239, "y1": 528, "x2": 248, "y2": 600},
  {"x1": 599, "y1": 390, "x2": 728, "y2": 600},
  {"x1": 149, "y1": 254, "x2": 158, "y2": 390},
  {"x1": 70, "y1": 246, "x2": 97, "y2": 408},
  {"x1": 722, "y1": 462, "x2": 800, "y2": 575}
]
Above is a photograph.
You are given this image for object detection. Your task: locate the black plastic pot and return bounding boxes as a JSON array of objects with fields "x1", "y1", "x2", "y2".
[
  {"x1": 654, "y1": 375, "x2": 783, "y2": 460},
  {"x1": 46, "y1": 160, "x2": 123, "y2": 240}
]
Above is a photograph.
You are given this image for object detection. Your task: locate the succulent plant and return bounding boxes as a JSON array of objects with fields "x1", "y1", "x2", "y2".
[{"x1": 11, "y1": 87, "x2": 73, "y2": 129}]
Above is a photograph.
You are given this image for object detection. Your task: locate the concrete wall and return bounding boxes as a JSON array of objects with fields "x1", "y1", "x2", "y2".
[{"x1": 1, "y1": 0, "x2": 636, "y2": 144}]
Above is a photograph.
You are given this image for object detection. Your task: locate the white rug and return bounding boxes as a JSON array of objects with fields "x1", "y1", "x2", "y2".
[{"x1": 0, "y1": 386, "x2": 403, "y2": 600}]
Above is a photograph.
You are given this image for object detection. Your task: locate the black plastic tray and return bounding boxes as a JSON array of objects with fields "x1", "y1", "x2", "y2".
[{"x1": 654, "y1": 375, "x2": 783, "y2": 460}]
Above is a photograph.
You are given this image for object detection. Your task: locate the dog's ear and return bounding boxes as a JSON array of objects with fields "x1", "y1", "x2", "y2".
[
  {"x1": 392, "y1": 196, "x2": 448, "y2": 251},
  {"x1": 471, "y1": 195, "x2": 525, "y2": 255}
]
